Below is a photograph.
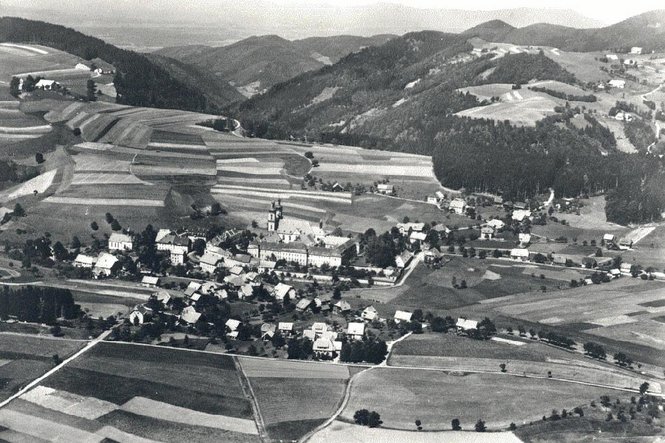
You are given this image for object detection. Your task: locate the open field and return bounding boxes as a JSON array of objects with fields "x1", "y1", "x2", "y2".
[
  {"x1": 0, "y1": 335, "x2": 85, "y2": 402},
  {"x1": 239, "y1": 357, "x2": 349, "y2": 441},
  {"x1": 456, "y1": 95, "x2": 560, "y2": 126},
  {"x1": 311, "y1": 420, "x2": 521, "y2": 443},
  {"x1": 341, "y1": 367, "x2": 630, "y2": 430},
  {"x1": 0, "y1": 169, "x2": 57, "y2": 203},
  {"x1": 0, "y1": 342, "x2": 262, "y2": 442}
]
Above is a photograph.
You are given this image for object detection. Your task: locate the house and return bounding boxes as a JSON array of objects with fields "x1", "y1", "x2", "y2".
[
  {"x1": 303, "y1": 330, "x2": 316, "y2": 341},
  {"x1": 312, "y1": 322, "x2": 328, "y2": 337},
  {"x1": 129, "y1": 305, "x2": 151, "y2": 325},
  {"x1": 74, "y1": 254, "x2": 96, "y2": 268},
  {"x1": 361, "y1": 306, "x2": 378, "y2": 321},
  {"x1": 582, "y1": 257, "x2": 598, "y2": 269},
  {"x1": 155, "y1": 228, "x2": 172, "y2": 243},
  {"x1": 308, "y1": 246, "x2": 344, "y2": 268},
  {"x1": 449, "y1": 198, "x2": 467, "y2": 215},
  {"x1": 513, "y1": 202, "x2": 527, "y2": 210},
  {"x1": 93, "y1": 252, "x2": 118, "y2": 277},
  {"x1": 614, "y1": 111, "x2": 634, "y2": 122},
  {"x1": 184, "y1": 281, "x2": 202, "y2": 297},
  {"x1": 512, "y1": 210, "x2": 531, "y2": 222},
  {"x1": 239, "y1": 284, "x2": 254, "y2": 300},
  {"x1": 610, "y1": 268, "x2": 622, "y2": 278},
  {"x1": 396, "y1": 222, "x2": 425, "y2": 235},
  {"x1": 480, "y1": 226, "x2": 495, "y2": 240},
  {"x1": 180, "y1": 306, "x2": 201, "y2": 324},
  {"x1": 296, "y1": 298, "x2": 313, "y2": 312},
  {"x1": 199, "y1": 252, "x2": 222, "y2": 274},
  {"x1": 377, "y1": 183, "x2": 395, "y2": 195},
  {"x1": 510, "y1": 248, "x2": 530, "y2": 262},
  {"x1": 75, "y1": 62, "x2": 90, "y2": 70},
  {"x1": 426, "y1": 196, "x2": 440, "y2": 205},
  {"x1": 273, "y1": 283, "x2": 296, "y2": 301},
  {"x1": 334, "y1": 300, "x2": 351, "y2": 313},
  {"x1": 190, "y1": 292, "x2": 202, "y2": 303},
  {"x1": 35, "y1": 79, "x2": 59, "y2": 90},
  {"x1": 395, "y1": 250, "x2": 413, "y2": 269},
  {"x1": 313, "y1": 338, "x2": 336, "y2": 357},
  {"x1": 423, "y1": 249, "x2": 442, "y2": 264},
  {"x1": 226, "y1": 319, "x2": 241, "y2": 333},
  {"x1": 261, "y1": 323, "x2": 276, "y2": 340},
  {"x1": 224, "y1": 274, "x2": 244, "y2": 288},
  {"x1": 487, "y1": 219, "x2": 505, "y2": 230},
  {"x1": 259, "y1": 242, "x2": 309, "y2": 266},
  {"x1": 631, "y1": 46, "x2": 643, "y2": 54},
  {"x1": 141, "y1": 276, "x2": 160, "y2": 288},
  {"x1": 618, "y1": 238, "x2": 633, "y2": 250},
  {"x1": 456, "y1": 317, "x2": 478, "y2": 333},
  {"x1": 170, "y1": 250, "x2": 186, "y2": 265},
  {"x1": 154, "y1": 290, "x2": 171, "y2": 306},
  {"x1": 603, "y1": 233, "x2": 617, "y2": 246},
  {"x1": 278, "y1": 322, "x2": 294, "y2": 336},
  {"x1": 609, "y1": 79, "x2": 626, "y2": 89},
  {"x1": 620, "y1": 263, "x2": 632, "y2": 274},
  {"x1": 606, "y1": 54, "x2": 619, "y2": 61},
  {"x1": 229, "y1": 265, "x2": 244, "y2": 276},
  {"x1": 409, "y1": 231, "x2": 428, "y2": 244},
  {"x1": 258, "y1": 260, "x2": 277, "y2": 271},
  {"x1": 435, "y1": 191, "x2": 445, "y2": 200},
  {"x1": 108, "y1": 233, "x2": 133, "y2": 251},
  {"x1": 346, "y1": 322, "x2": 365, "y2": 340},
  {"x1": 518, "y1": 233, "x2": 531, "y2": 245},
  {"x1": 394, "y1": 310, "x2": 412, "y2": 323},
  {"x1": 332, "y1": 182, "x2": 345, "y2": 192},
  {"x1": 157, "y1": 234, "x2": 190, "y2": 255}
]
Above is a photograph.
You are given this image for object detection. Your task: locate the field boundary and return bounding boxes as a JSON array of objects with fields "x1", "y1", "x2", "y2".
[{"x1": 234, "y1": 356, "x2": 267, "y2": 442}]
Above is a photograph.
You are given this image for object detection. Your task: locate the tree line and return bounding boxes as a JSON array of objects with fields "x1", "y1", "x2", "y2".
[{"x1": 0, "y1": 286, "x2": 80, "y2": 323}]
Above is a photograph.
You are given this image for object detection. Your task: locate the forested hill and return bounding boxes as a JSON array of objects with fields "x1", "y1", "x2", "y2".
[
  {"x1": 463, "y1": 10, "x2": 665, "y2": 52},
  {"x1": 0, "y1": 17, "x2": 210, "y2": 112}
]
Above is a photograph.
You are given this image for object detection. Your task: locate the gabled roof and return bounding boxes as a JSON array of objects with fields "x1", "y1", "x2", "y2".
[
  {"x1": 155, "y1": 229, "x2": 172, "y2": 243},
  {"x1": 226, "y1": 319, "x2": 241, "y2": 331},
  {"x1": 312, "y1": 322, "x2": 328, "y2": 333},
  {"x1": 273, "y1": 282, "x2": 294, "y2": 299},
  {"x1": 141, "y1": 276, "x2": 159, "y2": 285},
  {"x1": 224, "y1": 275, "x2": 245, "y2": 287},
  {"x1": 94, "y1": 252, "x2": 118, "y2": 270},
  {"x1": 240, "y1": 284, "x2": 254, "y2": 298},
  {"x1": 334, "y1": 300, "x2": 351, "y2": 311},
  {"x1": 296, "y1": 298, "x2": 312, "y2": 310},
  {"x1": 313, "y1": 338, "x2": 335, "y2": 352},
  {"x1": 109, "y1": 233, "x2": 132, "y2": 244},
  {"x1": 510, "y1": 248, "x2": 530, "y2": 257},
  {"x1": 184, "y1": 281, "x2": 202, "y2": 296},
  {"x1": 278, "y1": 322, "x2": 294, "y2": 331},
  {"x1": 200, "y1": 252, "x2": 222, "y2": 266},
  {"x1": 347, "y1": 322, "x2": 365, "y2": 336},
  {"x1": 74, "y1": 254, "x2": 96, "y2": 265},
  {"x1": 261, "y1": 323, "x2": 276, "y2": 334},
  {"x1": 394, "y1": 310, "x2": 412, "y2": 321},
  {"x1": 180, "y1": 306, "x2": 201, "y2": 324},
  {"x1": 303, "y1": 330, "x2": 316, "y2": 340},
  {"x1": 229, "y1": 265, "x2": 244, "y2": 275},
  {"x1": 456, "y1": 317, "x2": 478, "y2": 330}
]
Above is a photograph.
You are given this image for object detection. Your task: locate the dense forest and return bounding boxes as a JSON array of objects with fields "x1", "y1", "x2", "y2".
[
  {"x1": 0, "y1": 286, "x2": 80, "y2": 323},
  {"x1": 0, "y1": 17, "x2": 209, "y2": 112},
  {"x1": 486, "y1": 53, "x2": 576, "y2": 85}
]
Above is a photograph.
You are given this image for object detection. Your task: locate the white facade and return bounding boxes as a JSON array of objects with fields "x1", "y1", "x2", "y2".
[{"x1": 108, "y1": 233, "x2": 133, "y2": 251}]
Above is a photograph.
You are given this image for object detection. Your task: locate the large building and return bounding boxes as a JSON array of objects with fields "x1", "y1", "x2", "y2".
[
  {"x1": 108, "y1": 233, "x2": 133, "y2": 251},
  {"x1": 255, "y1": 241, "x2": 352, "y2": 268}
]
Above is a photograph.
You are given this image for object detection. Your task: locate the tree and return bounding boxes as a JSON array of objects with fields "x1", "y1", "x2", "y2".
[
  {"x1": 583, "y1": 342, "x2": 606, "y2": 359},
  {"x1": 354, "y1": 409, "x2": 370, "y2": 426},
  {"x1": 111, "y1": 219, "x2": 122, "y2": 231},
  {"x1": 304, "y1": 151, "x2": 314, "y2": 159},
  {"x1": 13, "y1": 203, "x2": 25, "y2": 217},
  {"x1": 639, "y1": 382, "x2": 649, "y2": 396},
  {"x1": 368, "y1": 411, "x2": 382, "y2": 428},
  {"x1": 52, "y1": 354, "x2": 61, "y2": 365},
  {"x1": 9, "y1": 77, "x2": 20, "y2": 97},
  {"x1": 35, "y1": 152, "x2": 45, "y2": 164},
  {"x1": 105, "y1": 212, "x2": 114, "y2": 224},
  {"x1": 86, "y1": 79, "x2": 97, "y2": 101},
  {"x1": 415, "y1": 419, "x2": 422, "y2": 430},
  {"x1": 451, "y1": 418, "x2": 461, "y2": 430},
  {"x1": 499, "y1": 363, "x2": 507, "y2": 373},
  {"x1": 509, "y1": 423, "x2": 517, "y2": 431},
  {"x1": 475, "y1": 419, "x2": 486, "y2": 432},
  {"x1": 90, "y1": 221, "x2": 99, "y2": 231},
  {"x1": 193, "y1": 238, "x2": 206, "y2": 256}
]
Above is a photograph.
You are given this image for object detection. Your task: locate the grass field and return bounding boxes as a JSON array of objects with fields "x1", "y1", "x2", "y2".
[
  {"x1": 0, "y1": 342, "x2": 261, "y2": 442},
  {"x1": 341, "y1": 367, "x2": 629, "y2": 430},
  {"x1": 239, "y1": 357, "x2": 349, "y2": 441}
]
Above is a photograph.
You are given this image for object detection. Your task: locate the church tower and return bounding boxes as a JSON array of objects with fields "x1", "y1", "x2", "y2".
[{"x1": 268, "y1": 201, "x2": 279, "y2": 232}]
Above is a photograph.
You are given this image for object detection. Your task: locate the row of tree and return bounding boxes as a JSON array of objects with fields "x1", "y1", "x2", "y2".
[{"x1": 0, "y1": 286, "x2": 80, "y2": 323}]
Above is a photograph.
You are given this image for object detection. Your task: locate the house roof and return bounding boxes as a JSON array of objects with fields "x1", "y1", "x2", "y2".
[
  {"x1": 409, "y1": 232, "x2": 428, "y2": 241},
  {"x1": 94, "y1": 252, "x2": 118, "y2": 270},
  {"x1": 296, "y1": 298, "x2": 312, "y2": 310},
  {"x1": 450, "y1": 198, "x2": 466, "y2": 208},
  {"x1": 487, "y1": 219, "x2": 505, "y2": 229},
  {"x1": 190, "y1": 292, "x2": 202, "y2": 302},
  {"x1": 141, "y1": 276, "x2": 159, "y2": 285},
  {"x1": 347, "y1": 322, "x2": 365, "y2": 336},
  {"x1": 158, "y1": 234, "x2": 189, "y2": 246},
  {"x1": 603, "y1": 233, "x2": 616, "y2": 241},
  {"x1": 274, "y1": 283, "x2": 294, "y2": 299},
  {"x1": 394, "y1": 310, "x2": 412, "y2": 321},
  {"x1": 229, "y1": 265, "x2": 244, "y2": 275},
  {"x1": 510, "y1": 248, "x2": 530, "y2": 257},
  {"x1": 303, "y1": 330, "x2": 316, "y2": 340},
  {"x1": 512, "y1": 210, "x2": 531, "y2": 221},
  {"x1": 278, "y1": 322, "x2": 293, "y2": 331},
  {"x1": 226, "y1": 319, "x2": 241, "y2": 331},
  {"x1": 312, "y1": 322, "x2": 328, "y2": 333},
  {"x1": 109, "y1": 233, "x2": 132, "y2": 244},
  {"x1": 155, "y1": 229, "x2": 172, "y2": 243},
  {"x1": 261, "y1": 323, "x2": 276, "y2": 333},
  {"x1": 154, "y1": 290, "x2": 171, "y2": 304},
  {"x1": 309, "y1": 246, "x2": 342, "y2": 258},
  {"x1": 334, "y1": 300, "x2": 351, "y2": 311},
  {"x1": 180, "y1": 306, "x2": 201, "y2": 324},
  {"x1": 456, "y1": 317, "x2": 478, "y2": 330},
  {"x1": 259, "y1": 260, "x2": 277, "y2": 269},
  {"x1": 313, "y1": 338, "x2": 335, "y2": 352},
  {"x1": 200, "y1": 252, "x2": 222, "y2": 266},
  {"x1": 74, "y1": 254, "x2": 96, "y2": 265},
  {"x1": 240, "y1": 284, "x2": 254, "y2": 297},
  {"x1": 184, "y1": 281, "x2": 202, "y2": 296}
]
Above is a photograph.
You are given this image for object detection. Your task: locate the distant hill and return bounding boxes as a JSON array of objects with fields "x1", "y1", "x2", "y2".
[
  {"x1": 155, "y1": 34, "x2": 394, "y2": 97},
  {"x1": 0, "y1": 17, "x2": 210, "y2": 112},
  {"x1": 464, "y1": 10, "x2": 665, "y2": 52}
]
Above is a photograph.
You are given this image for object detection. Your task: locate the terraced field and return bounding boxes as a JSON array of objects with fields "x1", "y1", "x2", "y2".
[{"x1": 0, "y1": 343, "x2": 260, "y2": 443}]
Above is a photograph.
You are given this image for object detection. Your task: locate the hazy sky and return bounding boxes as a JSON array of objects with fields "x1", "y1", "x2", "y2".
[{"x1": 268, "y1": 0, "x2": 663, "y2": 24}]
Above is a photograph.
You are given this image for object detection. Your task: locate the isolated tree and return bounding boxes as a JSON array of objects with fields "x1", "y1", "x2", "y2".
[
  {"x1": 304, "y1": 151, "x2": 314, "y2": 159},
  {"x1": 111, "y1": 219, "x2": 122, "y2": 231},
  {"x1": 500, "y1": 363, "x2": 507, "y2": 373},
  {"x1": 13, "y1": 203, "x2": 25, "y2": 217},
  {"x1": 52, "y1": 354, "x2": 61, "y2": 365},
  {"x1": 105, "y1": 212, "x2": 114, "y2": 224},
  {"x1": 509, "y1": 423, "x2": 517, "y2": 431},
  {"x1": 451, "y1": 418, "x2": 461, "y2": 430},
  {"x1": 639, "y1": 382, "x2": 650, "y2": 396},
  {"x1": 71, "y1": 236, "x2": 81, "y2": 249},
  {"x1": 367, "y1": 411, "x2": 382, "y2": 428},
  {"x1": 475, "y1": 419, "x2": 486, "y2": 432},
  {"x1": 35, "y1": 152, "x2": 45, "y2": 164},
  {"x1": 354, "y1": 409, "x2": 370, "y2": 426},
  {"x1": 90, "y1": 221, "x2": 99, "y2": 231},
  {"x1": 9, "y1": 76, "x2": 21, "y2": 97},
  {"x1": 415, "y1": 419, "x2": 422, "y2": 430}
]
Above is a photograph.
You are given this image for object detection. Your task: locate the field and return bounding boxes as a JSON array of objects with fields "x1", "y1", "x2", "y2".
[
  {"x1": 311, "y1": 420, "x2": 521, "y2": 443},
  {"x1": 238, "y1": 357, "x2": 349, "y2": 441},
  {"x1": 0, "y1": 342, "x2": 261, "y2": 443},
  {"x1": 340, "y1": 367, "x2": 630, "y2": 430},
  {"x1": 0, "y1": 335, "x2": 85, "y2": 402}
]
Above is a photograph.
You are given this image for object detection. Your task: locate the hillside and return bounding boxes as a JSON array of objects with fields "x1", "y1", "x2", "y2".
[
  {"x1": 0, "y1": 17, "x2": 209, "y2": 112},
  {"x1": 466, "y1": 10, "x2": 665, "y2": 52},
  {"x1": 145, "y1": 53, "x2": 245, "y2": 108},
  {"x1": 154, "y1": 34, "x2": 394, "y2": 97}
]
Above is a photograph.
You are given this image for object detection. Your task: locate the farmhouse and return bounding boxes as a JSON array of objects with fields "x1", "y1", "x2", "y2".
[
  {"x1": 487, "y1": 219, "x2": 505, "y2": 230},
  {"x1": 261, "y1": 323, "x2": 276, "y2": 340},
  {"x1": 154, "y1": 290, "x2": 171, "y2": 306},
  {"x1": 361, "y1": 305, "x2": 379, "y2": 321},
  {"x1": 409, "y1": 231, "x2": 428, "y2": 244},
  {"x1": 141, "y1": 276, "x2": 160, "y2": 288},
  {"x1": 395, "y1": 250, "x2": 413, "y2": 269},
  {"x1": 631, "y1": 46, "x2": 643, "y2": 54},
  {"x1": 377, "y1": 183, "x2": 395, "y2": 195},
  {"x1": 226, "y1": 319, "x2": 241, "y2": 334},
  {"x1": 35, "y1": 79, "x2": 59, "y2": 90},
  {"x1": 456, "y1": 317, "x2": 478, "y2": 333},
  {"x1": 510, "y1": 248, "x2": 530, "y2": 262},
  {"x1": 273, "y1": 282, "x2": 296, "y2": 301},
  {"x1": 199, "y1": 252, "x2": 222, "y2": 273},
  {"x1": 512, "y1": 209, "x2": 531, "y2": 222},
  {"x1": 606, "y1": 54, "x2": 619, "y2": 60},
  {"x1": 239, "y1": 284, "x2": 254, "y2": 300},
  {"x1": 75, "y1": 63, "x2": 90, "y2": 70},
  {"x1": 157, "y1": 234, "x2": 190, "y2": 255},
  {"x1": 347, "y1": 322, "x2": 365, "y2": 340},
  {"x1": 108, "y1": 233, "x2": 133, "y2": 251},
  {"x1": 394, "y1": 310, "x2": 412, "y2": 323},
  {"x1": 73, "y1": 254, "x2": 96, "y2": 268},
  {"x1": 296, "y1": 298, "x2": 313, "y2": 312},
  {"x1": 170, "y1": 250, "x2": 186, "y2": 265},
  {"x1": 184, "y1": 281, "x2": 202, "y2": 297},
  {"x1": 426, "y1": 195, "x2": 440, "y2": 205},
  {"x1": 449, "y1": 198, "x2": 467, "y2": 215},
  {"x1": 180, "y1": 306, "x2": 201, "y2": 324},
  {"x1": 278, "y1": 322, "x2": 294, "y2": 336},
  {"x1": 618, "y1": 238, "x2": 633, "y2": 250},
  {"x1": 518, "y1": 233, "x2": 531, "y2": 245},
  {"x1": 396, "y1": 222, "x2": 425, "y2": 235},
  {"x1": 480, "y1": 226, "x2": 495, "y2": 240},
  {"x1": 93, "y1": 253, "x2": 118, "y2": 277},
  {"x1": 615, "y1": 111, "x2": 634, "y2": 122},
  {"x1": 603, "y1": 233, "x2": 617, "y2": 247},
  {"x1": 313, "y1": 338, "x2": 336, "y2": 357},
  {"x1": 609, "y1": 79, "x2": 626, "y2": 89},
  {"x1": 334, "y1": 300, "x2": 351, "y2": 313}
]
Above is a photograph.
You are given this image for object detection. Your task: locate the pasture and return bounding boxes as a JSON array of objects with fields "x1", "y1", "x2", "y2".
[
  {"x1": 341, "y1": 367, "x2": 628, "y2": 430},
  {"x1": 239, "y1": 357, "x2": 349, "y2": 441},
  {"x1": 0, "y1": 342, "x2": 262, "y2": 442}
]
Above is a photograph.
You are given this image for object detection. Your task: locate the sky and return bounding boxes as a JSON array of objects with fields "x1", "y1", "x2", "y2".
[{"x1": 268, "y1": 0, "x2": 664, "y2": 24}]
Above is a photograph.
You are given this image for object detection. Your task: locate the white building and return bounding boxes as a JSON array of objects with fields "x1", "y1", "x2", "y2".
[
  {"x1": 93, "y1": 252, "x2": 118, "y2": 277},
  {"x1": 608, "y1": 79, "x2": 626, "y2": 89},
  {"x1": 449, "y1": 198, "x2": 467, "y2": 215},
  {"x1": 512, "y1": 209, "x2": 532, "y2": 222},
  {"x1": 346, "y1": 322, "x2": 365, "y2": 340},
  {"x1": 108, "y1": 233, "x2": 133, "y2": 251},
  {"x1": 199, "y1": 252, "x2": 222, "y2": 274},
  {"x1": 273, "y1": 283, "x2": 296, "y2": 301},
  {"x1": 630, "y1": 47, "x2": 643, "y2": 55},
  {"x1": 141, "y1": 276, "x2": 160, "y2": 288},
  {"x1": 394, "y1": 310, "x2": 412, "y2": 323},
  {"x1": 510, "y1": 248, "x2": 530, "y2": 262},
  {"x1": 361, "y1": 305, "x2": 378, "y2": 321},
  {"x1": 377, "y1": 183, "x2": 395, "y2": 195},
  {"x1": 73, "y1": 254, "x2": 96, "y2": 268},
  {"x1": 35, "y1": 79, "x2": 59, "y2": 90}
]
